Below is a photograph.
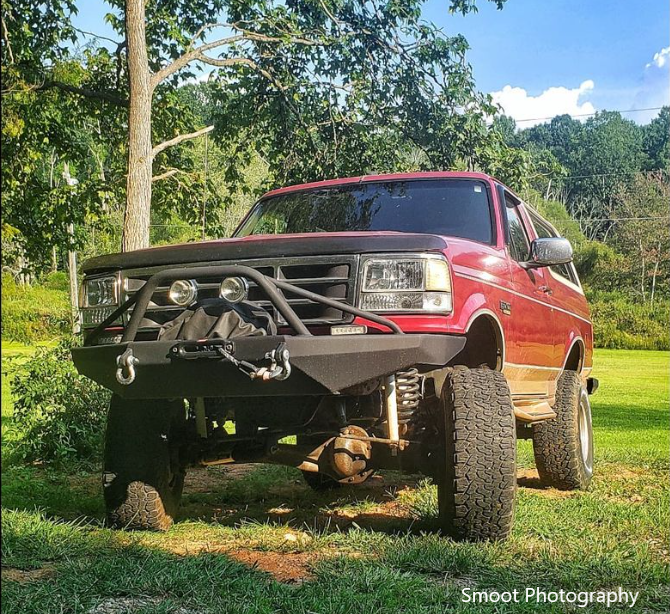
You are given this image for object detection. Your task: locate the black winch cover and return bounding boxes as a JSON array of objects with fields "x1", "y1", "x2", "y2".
[{"x1": 158, "y1": 299, "x2": 276, "y2": 341}]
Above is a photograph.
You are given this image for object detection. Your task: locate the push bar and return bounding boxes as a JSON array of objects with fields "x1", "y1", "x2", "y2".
[{"x1": 85, "y1": 264, "x2": 403, "y2": 345}]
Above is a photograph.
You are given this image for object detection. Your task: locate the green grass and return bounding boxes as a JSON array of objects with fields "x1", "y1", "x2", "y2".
[{"x1": 2, "y1": 349, "x2": 668, "y2": 613}]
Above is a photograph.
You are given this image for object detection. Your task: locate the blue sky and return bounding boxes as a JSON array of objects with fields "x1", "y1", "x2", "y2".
[{"x1": 73, "y1": 0, "x2": 669, "y2": 126}]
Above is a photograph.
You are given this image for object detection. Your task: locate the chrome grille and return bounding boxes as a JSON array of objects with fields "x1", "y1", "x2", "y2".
[{"x1": 121, "y1": 255, "x2": 359, "y2": 335}]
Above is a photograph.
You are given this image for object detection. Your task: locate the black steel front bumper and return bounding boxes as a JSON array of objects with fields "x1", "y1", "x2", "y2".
[
  {"x1": 71, "y1": 334, "x2": 465, "y2": 398},
  {"x1": 72, "y1": 263, "x2": 465, "y2": 398}
]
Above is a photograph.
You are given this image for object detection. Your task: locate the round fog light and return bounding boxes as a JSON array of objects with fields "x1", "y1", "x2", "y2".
[
  {"x1": 168, "y1": 279, "x2": 197, "y2": 306},
  {"x1": 219, "y1": 276, "x2": 249, "y2": 303}
]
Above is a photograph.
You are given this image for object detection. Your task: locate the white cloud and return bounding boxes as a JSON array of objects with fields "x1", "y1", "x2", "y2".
[
  {"x1": 646, "y1": 46, "x2": 670, "y2": 69},
  {"x1": 490, "y1": 80, "x2": 596, "y2": 127},
  {"x1": 633, "y1": 46, "x2": 670, "y2": 123}
]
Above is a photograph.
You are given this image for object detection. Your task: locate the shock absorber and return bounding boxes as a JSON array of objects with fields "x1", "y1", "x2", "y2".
[{"x1": 395, "y1": 368, "x2": 421, "y2": 425}]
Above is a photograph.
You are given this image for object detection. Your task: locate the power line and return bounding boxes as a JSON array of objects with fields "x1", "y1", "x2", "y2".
[
  {"x1": 557, "y1": 170, "x2": 669, "y2": 182},
  {"x1": 512, "y1": 106, "x2": 664, "y2": 124},
  {"x1": 586, "y1": 216, "x2": 670, "y2": 222}
]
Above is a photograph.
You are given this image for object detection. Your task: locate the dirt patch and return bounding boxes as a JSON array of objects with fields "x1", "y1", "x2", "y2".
[
  {"x1": 227, "y1": 549, "x2": 315, "y2": 584},
  {"x1": 153, "y1": 540, "x2": 315, "y2": 584},
  {"x1": 517, "y1": 468, "x2": 540, "y2": 480},
  {"x1": 2, "y1": 564, "x2": 57, "y2": 583},
  {"x1": 183, "y1": 464, "x2": 254, "y2": 493},
  {"x1": 516, "y1": 468, "x2": 575, "y2": 498},
  {"x1": 66, "y1": 473, "x2": 99, "y2": 492},
  {"x1": 87, "y1": 596, "x2": 199, "y2": 614},
  {"x1": 610, "y1": 467, "x2": 644, "y2": 480}
]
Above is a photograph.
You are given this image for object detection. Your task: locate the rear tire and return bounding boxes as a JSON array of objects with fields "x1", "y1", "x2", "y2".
[
  {"x1": 533, "y1": 371, "x2": 594, "y2": 490},
  {"x1": 103, "y1": 396, "x2": 186, "y2": 531},
  {"x1": 436, "y1": 367, "x2": 516, "y2": 541}
]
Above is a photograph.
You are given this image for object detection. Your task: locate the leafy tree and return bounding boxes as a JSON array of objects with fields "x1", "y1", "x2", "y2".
[
  {"x1": 518, "y1": 113, "x2": 583, "y2": 168},
  {"x1": 5, "y1": 0, "x2": 520, "y2": 253},
  {"x1": 567, "y1": 112, "x2": 644, "y2": 239},
  {"x1": 642, "y1": 106, "x2": 670, "y2": 171},
  {"x1": 611, "y1": 172, "x2": 670, "y2": 304}
]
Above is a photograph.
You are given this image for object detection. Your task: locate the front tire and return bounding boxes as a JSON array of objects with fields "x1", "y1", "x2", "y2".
[
  {"x1": 533, "y1": 371, "x2": 594, "y2": 490},
  {"x1": 103, "y1": 396, "x2": 186, "y2": 531},
  {"x1": 436, "y1": 367, "x2": 517, "y2": 541}
]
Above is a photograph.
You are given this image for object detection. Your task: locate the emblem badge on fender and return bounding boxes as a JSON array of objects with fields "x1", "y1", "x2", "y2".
[{"x1": 499, "y1": 300, "x2": 512, "y2": 315}]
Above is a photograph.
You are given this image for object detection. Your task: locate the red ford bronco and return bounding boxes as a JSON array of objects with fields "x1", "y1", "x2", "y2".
[{"x1": 73, "y1": 171, "x2": 597, "y2": 540}]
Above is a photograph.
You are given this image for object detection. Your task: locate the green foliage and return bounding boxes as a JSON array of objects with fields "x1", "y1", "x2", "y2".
[
  {"x1": 521, "y1": 190, "x2": 587, "y2": 251},
  {"x1": 9, "y1": 342, "x2": 110, "y2": 465},
  {"x1": 1, "y1": 275, "x2": 71, "y2": 344},
  {"x1": 589, "y1": 292, "x2": 670, "y2": 350},
  {"x1": 574, "y1": 241, "x2": 626, "y2": 293},
  {"x1": 642, "y1": 107, "x2": 670, "y2": 171}
]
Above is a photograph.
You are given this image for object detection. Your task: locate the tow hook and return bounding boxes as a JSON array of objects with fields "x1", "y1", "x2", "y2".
[
  {"x1": 257, "y1": 343, "x2": 291, "y2": 381},
  {"x1": 115, "y1": 348, "x2": 139, "y2": 385}
]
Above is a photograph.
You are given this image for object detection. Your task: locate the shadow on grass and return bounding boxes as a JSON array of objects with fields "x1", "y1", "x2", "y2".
[{"x1": 1, "y1": 462, "x2": 442, "y2": 538}]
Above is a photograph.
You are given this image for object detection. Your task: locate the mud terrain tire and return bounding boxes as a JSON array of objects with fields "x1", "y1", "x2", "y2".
[
  {"x1": 437, "y1": 367, "x2": 516, "y2": 541},
  {"x1": 532, "y1": 371, "x2": 594, "y2": 490},
  {"x1": 103, "y1": 396, "x2": 186, "y2": 531}
]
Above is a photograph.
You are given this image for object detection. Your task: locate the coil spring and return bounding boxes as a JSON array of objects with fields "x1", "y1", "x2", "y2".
[{"x1": 396, "y1": 368, "x2": 421, "y2": 425}]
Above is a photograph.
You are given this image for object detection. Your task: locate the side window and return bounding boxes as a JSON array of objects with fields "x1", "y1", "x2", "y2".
[
  {"x1": 529, "y1": 212, "x2": 580, "y2": 285},
  {"x1": 504, "y1": 193, "x2": 530, "y2": 262}
]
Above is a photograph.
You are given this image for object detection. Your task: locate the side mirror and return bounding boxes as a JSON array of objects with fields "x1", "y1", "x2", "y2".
[{"x1": 522, "y1": 237, "x2": 573, "y2": 269}]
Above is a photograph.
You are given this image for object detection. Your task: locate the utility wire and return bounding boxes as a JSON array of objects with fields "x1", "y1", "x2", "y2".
[{"x1": 512, "y1": 106, "x2": 665, "y2": 124}]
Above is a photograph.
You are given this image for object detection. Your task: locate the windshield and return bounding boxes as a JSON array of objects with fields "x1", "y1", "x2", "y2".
[{"x1": 235, "y1": 179, "x2": 494, "y2": 244}]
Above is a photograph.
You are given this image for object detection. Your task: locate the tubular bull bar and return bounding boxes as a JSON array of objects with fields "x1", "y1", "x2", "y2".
[{"x1": 71, "y1": 264, "x2": 466, "y2": 398}]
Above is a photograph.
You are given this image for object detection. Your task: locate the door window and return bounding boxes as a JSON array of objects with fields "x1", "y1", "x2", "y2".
[
  {"x1": 504, "y1": 194, "x2": 530, "y2": 263},
  {"x1": 529, "y1": 212, "x2": 580, "y2": 284}
]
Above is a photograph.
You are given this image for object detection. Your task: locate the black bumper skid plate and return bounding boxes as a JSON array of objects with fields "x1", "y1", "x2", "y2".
[{"x1": 72, "y1": 334, "x2": 466, "y2": 398}]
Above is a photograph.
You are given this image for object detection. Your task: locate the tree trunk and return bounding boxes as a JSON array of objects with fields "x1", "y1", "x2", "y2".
[
  {"x1": 650, "y1": 241, "x2": 661, "y2": 308},
  {"x1": 122, "y1": 0, "x2": 153, "y2": 252},
  {"x1": 639, "y1": 239, "x2": 646, "y2": 303}
]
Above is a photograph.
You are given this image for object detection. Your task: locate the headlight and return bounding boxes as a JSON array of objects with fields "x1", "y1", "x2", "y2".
[
  {"x1": 359, "y1": 256, "x2": 452, "y2": 313},
  {"x1": 82, "y1": 275, "x2": 119, "y2": 307}
]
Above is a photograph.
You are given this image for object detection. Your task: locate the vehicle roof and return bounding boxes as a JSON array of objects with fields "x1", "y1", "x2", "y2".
[{"x1": 260, "y1": 171, "x2": 496, "y2": 200}]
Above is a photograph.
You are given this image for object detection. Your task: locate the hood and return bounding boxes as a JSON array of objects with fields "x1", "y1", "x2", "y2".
[{"x1": 82, "y1": 232, "x2": 449, "y2": 274}]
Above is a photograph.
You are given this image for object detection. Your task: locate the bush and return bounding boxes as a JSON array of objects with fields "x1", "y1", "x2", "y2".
[
  {"x1": 9, "y1": 341, "x2": 110, "y2": 465},
  {"x1": 42, "y1": 271, "x2": 70, "y2": 291},
  {"x1": 589, "y1": 292, "x2": 670, "y2": 350},
  {"x1": 1, "y1": 274, "x2": 71, "y2": 344}
]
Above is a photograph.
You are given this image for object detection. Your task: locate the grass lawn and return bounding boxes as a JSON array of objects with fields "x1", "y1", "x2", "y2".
[{"x1": 1, "y1": 348, "x2": 668, "y2": 613}]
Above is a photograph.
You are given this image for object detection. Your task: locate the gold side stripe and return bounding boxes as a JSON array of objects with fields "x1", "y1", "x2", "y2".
[{"x1": 504, "y1": 362, "x2": 563, "y2": 371}]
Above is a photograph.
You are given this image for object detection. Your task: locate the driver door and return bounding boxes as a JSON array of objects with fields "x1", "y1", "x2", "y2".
[{"x1": 500, "y1": 188, "x2": 555, "y2": 399}]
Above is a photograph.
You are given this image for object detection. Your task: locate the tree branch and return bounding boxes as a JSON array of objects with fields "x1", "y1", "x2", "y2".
[
  {"x1": 151, "y1": 34, "x2": 245, "y2": 87},
  {"x1": 152, "y1": 125, "x2": 214, "y2": 156},
  {"x1": 151, "y1": 23, "x2": 325, "y2": 88},
  {"x1": 38, "y1": 80, "x2": 128, "y2": 107},
  {"x1": 1, "y1": 16, "x2": 14, "y2": 64},
  {"x1": 152, "y1": 168, "x2": 185, "y2": 182},
  {"x1": 197, "y1": 55, "x2": 282, "y2": 88}
]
